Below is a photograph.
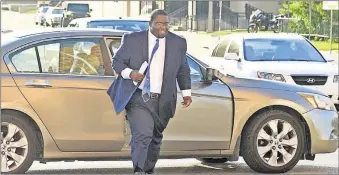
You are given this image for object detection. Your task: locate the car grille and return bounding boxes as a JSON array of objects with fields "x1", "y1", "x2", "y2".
[{"x1": 291, "y1": 75, "x2": 328, "y2": 85}]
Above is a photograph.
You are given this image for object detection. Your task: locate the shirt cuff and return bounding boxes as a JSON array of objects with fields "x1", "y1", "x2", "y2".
[
  {"x1": 121, "y1": 68, "x2": 133, "y2": 79},
  {"x1": 181, "y1": 89, "x2": 191, "y2": 97}
]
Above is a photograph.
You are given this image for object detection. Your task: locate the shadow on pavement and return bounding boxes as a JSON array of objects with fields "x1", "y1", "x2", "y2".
[{"x1": 27, "y1": 162, "x2": 338, "y2": 174}]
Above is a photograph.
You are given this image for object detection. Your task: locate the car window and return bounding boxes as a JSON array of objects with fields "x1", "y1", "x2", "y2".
[
  {"x1": 10, "y1": 38, "x2": 106, "y2": 76},
  {"x1": 42, "y1": 7, "x2": 49, "y2": 13},
  {"x1": 227, "y1": 40, "x2": 240, "y2": 56},
  {"x1": 46, "y1": 8, "x2": 53, "y2": 14},
  {"x1": 105, "y1": 38, "x2": 122, "y2": 56},
  {"x1": 244, "y1": 38, "x2": 326, "y2": 62},
  {"x1": 39, "y1": 39, "x2": 105, "y2": 75},
  {"x1": 10, "y1": 47, "x2": 40, "y2": 73},
  {"x1": 187, "y1": 56, "x2": 203, "y2": 81},
  {"x1": 212, "y1": 37, "x2": 231, "y2": 57},
  {"x1": 52, "y1": 9, "x2": 63, "y2": 14},
  {"x1": 88, "y1": 21, "x2": 149, "y2": 32},
  {"x1": 67, "y1": 4, "x2": 89, "y2": 12},
  {"x1": 37, "y1": 43, "x2": 60, "y2": 73}
]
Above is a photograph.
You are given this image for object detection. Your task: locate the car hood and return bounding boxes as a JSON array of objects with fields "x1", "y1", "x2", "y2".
[
  {"x1": 244, "y1": 61, "x2": 339, "y2": 75},
  {"x1": 222, "y1": 74, "x2": 327, "y2": 96},
  {"x1": 49, "y1": 14, "x2": 63, "y2": 17}
]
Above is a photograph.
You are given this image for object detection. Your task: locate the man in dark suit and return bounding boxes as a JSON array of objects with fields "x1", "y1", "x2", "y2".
[{"x1": 107, "y1": 9, "x2": 192, "y2": 174}]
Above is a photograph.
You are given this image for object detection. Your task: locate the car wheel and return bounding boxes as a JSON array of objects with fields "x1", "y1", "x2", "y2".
[
  {"x1": 1, "y1": 113, "x2": 39, "y2": 174},
  {"x1": 241, "y1": 110, "x2": 305, "y2": 173},
  {"x1": 198, "y1": 158, "x2": 228, "y2": 163}
]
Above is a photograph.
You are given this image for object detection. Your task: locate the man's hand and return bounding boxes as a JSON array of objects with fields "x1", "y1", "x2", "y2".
[
  {"x1": 181, "y1": 96, "x2": 192, "y2": 108},
  {"x1": 130, "y1": 71, "x2": 144, "y2": 82}
]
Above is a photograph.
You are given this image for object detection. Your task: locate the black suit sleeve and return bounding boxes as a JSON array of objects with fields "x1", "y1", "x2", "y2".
[
  {"x1": 176, "y1": 38, "x2": 191, "y2": 91},
  {"x1": 112, "y1": 33, "x2": 131, "y2": 75}
]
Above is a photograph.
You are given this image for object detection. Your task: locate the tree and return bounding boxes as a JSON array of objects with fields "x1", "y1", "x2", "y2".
[{"x1": 279, "y1": 1, "x2": 337, "y2": 36}]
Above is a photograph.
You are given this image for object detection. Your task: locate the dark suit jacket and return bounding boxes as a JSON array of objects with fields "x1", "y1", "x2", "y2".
[{"x1": 107, "y1": 30, "x2": 191, "y2": 119}]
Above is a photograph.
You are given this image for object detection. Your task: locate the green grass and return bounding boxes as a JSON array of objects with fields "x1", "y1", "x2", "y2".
[
  {"x1": 25, "y1": 9, "x2": 37, "y2": 14},
  {"x1": 205, "y1": 30, "x2": 339, "y2": 51},
  {"x1": 311, "y1": 41, "x2": 339, "y2": 51}
]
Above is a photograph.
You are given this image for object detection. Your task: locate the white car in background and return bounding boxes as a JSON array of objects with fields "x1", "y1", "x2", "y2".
[
  {"x1": 203, "y1": 33, "x2": 339, "y2": 109},
  {"x1": 44, "y1": 7, "x2": 64, "y2": 27},
  {"x1": 35, "y1": 6, "x2": 50, "y2": 25}
]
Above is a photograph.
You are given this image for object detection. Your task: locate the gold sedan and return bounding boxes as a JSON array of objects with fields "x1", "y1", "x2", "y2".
[{"x1": 1, "y1": 28, "x2": 338, "y2": 174}]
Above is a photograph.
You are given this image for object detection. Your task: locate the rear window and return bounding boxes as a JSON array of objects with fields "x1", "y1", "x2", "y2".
[
  {"x1": 42, "y1": 7, "x2": 49, "y2": 13},
  {"x1": 88, "y1": 20, "x2": 149, "y2": 32},
  {"x1": 243, "y1": 38, "x2": 326, "y2": 62},
  {"x1": 52, "y1": 9, "x2": 63, "y2": 14},
  {"x1": 68, "y1": 4, "x2": 89, "y2": 12}
]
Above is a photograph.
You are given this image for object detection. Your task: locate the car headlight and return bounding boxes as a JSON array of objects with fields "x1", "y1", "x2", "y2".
[
  {"x1": 298, "y1": 92, "x2": 336, "y2": 111},
  {"x1": 257, "y1": 71, "x2": 286, "y2": 82},
  {"x1": 334, "y1": 75, "x2": 339, "y2": 83}
]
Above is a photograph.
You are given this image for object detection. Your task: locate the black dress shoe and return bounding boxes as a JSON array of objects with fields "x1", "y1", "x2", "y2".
[
  {"x1": 134, "y1": 166, "x2": 145, "y2": 174},
  {"x1": 145, "y1": 169, "x2": 154, "y2": 174}
]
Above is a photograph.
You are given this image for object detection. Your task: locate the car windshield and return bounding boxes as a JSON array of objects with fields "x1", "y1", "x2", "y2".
[
  {"x1": 52, "y1": 9, "x2": 63, "y2": 14},
  {"x1": 68, "y1": 4, "x2": 89, "y2": 12},
  {"x1": 42, "y1": 7, "x2": 49, "y2": 13},
  {"x1": 243, "y1": 38, "x2": 326, "y2": 62},
  {"x1": 88, "y1": 20, "x2": 149, "y2": 32}
]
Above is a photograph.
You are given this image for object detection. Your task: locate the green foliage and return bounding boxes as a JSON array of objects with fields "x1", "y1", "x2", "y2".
[{"x1": 279, "y1": 1, "x2": 338, "y2": 35}]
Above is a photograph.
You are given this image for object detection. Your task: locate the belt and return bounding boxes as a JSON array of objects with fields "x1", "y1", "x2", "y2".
[
  {"x1": 136, "y1": 89, "x2": 161, "y2": 99},
  {"x1": 149, "y1": 92, "x2": 161, "y2": 99}
]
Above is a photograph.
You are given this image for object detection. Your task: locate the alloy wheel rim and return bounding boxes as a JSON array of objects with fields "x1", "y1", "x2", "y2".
[
  {"x1": 256, "y1": 119, "x2": 298, "y2": 167},
  {"x1": 1, "y1": 122, "x2": 28, "y2": 172}
]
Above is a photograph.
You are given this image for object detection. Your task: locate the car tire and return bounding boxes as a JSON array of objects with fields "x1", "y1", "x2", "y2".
[
  {"x1": 1, "y1": 113, "x2": 40, "y2": 174},
  {"x1": 241, "y1": 110, "x2": 305, "y2": 173},
  {"x1": 197, "y1": 158, "x2": 228, "y2": 163}
]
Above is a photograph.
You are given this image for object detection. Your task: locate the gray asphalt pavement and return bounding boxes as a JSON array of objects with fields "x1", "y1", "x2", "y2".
[
  {"x1": 1, "y1": 11, "x2": 39, "y2": 30},
  {"x1": 1, "y1": 10, "x2": 339, "y2": 174},
  {"x1": 26, "y1": 152, "x2": 339, "y2": 174}
]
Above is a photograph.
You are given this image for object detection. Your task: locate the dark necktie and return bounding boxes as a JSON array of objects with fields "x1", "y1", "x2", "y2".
[{"x1": 142, "y1": 38, "x2": 159, "y2": 102}]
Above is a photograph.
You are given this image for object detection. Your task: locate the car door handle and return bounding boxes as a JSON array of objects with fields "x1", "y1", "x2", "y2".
[{"x1": 24, "y1": 80, "x2": 52, "y2": 88}]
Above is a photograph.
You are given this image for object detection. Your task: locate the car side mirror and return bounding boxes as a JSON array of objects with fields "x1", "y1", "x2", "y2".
[
  {"x1": 321, "y1": 52, "x2": 336, "y2": 62},
  {"x1": 202, "y1": 67, "x2": 218, "y2": 83},
  {"x1": 326, "y1": 57, "x2": 335, "y2": 62},
  {"x1": 327, "y1": 58, "x2": 335, "y2": 62},
  {"x1": 224, "y1": 53, "x2": 240, "y2": 61}
]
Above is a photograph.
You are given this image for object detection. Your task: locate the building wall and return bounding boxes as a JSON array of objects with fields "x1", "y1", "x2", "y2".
[
  {"x1": 140, "y1": 1, "x2": 153, "y2": 15},
  {"x1": 100, "y1": 1, "x2": 126, "y2": 17},
  {"x1": 2, "y1": 0, "x2": 36, "y2": 5},
  {"x1": 130, "y1": 1, "x2": 141, "y2": 17},
  {"x1": 62, "y1": 1, "x2": 141, "y2": 18},
  {"x1": 230, "y1": 0, "x2": 281, "y2": 14}
]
